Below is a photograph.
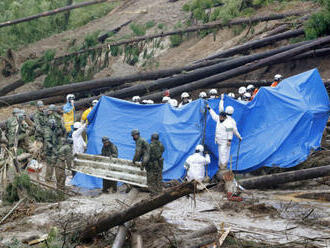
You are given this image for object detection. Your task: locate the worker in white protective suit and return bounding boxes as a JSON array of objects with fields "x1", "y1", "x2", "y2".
[
  {"x1": 72, "y1": 122, "x2": 86, "y2": 154},
  {"x1": 169, "y1": 98, "x2": 178, "y2": 107},
  {"x1": 237, "y1": 86, "x2": 246, "y2": 100},
  {"x1": 207, "y1": 100, "x2": 242, "y2": 171},
  {"x1": 179, "y1": 92, "x2": 192, "y2": 107},
  {"x1": 162, "y1": 96, "x2": 171, "y2": 103},
  {"x1": 132, "y1": 96, "x2": 141, "y2": 104},
  {"x1": 184, "y1": 145, "x2": 210, "y2": 182},
  {"x1": 209, "y1": 89, "x2": 218, "y2": 99},
  {"x1": 199, "y1": 91, "x2": 207, "y2": 99}
]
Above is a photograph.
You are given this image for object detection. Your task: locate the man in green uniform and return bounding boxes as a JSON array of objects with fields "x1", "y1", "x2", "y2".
[
  {"x1": 55, "y1": 138, "x2": 73, "y2": 190},
  {"x1": 147, "y1": 133, "x2": 164, "y2": 194},
  {"x1": 131, "y1": 129, "x2": 150, "y2": 170},
  {"x1": 34, "y1": 101, "x2": 47, "y2": 141},
  {"x1": 6, "y1": 108, "x2": 21, "y2": 148},
  {"x1": 101, "y1": 136, "x2": 118, "y2": 193},
  {"x1": 44, "y1": 118, "x2": 61, "y2": 182},
  {"x1": 47, "y1": 104, "x2": 66, "y2": 137}
]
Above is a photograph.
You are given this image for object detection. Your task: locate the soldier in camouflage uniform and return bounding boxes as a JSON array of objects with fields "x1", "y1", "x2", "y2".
[
  {"x1": 44, "y1": 118, "x2": 61, "y2": 182},
  {"x1": 5, "y1": 108, "x2": 21, "y2": 148},
  {"x1": 46, "y1": 104, "x2": 66, "y2": 137},
  {"x1": 147, "y1": 133, "x2": 164, "y2": 194},
  {"x1": 100, "y1": 136, "x2": 118, "y2": 193},
  {"x1": 55, "y1": 138, "x2": 73, "y2": 190},
  {"x1": 34, "y1": 101, "x2": 47, "y2": 141},
  {"x1": 131, "y1": 129, "x2": 150, "y2": 170}
]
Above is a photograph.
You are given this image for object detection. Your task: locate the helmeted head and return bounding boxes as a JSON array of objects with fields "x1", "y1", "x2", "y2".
[
  {"x1": 162, "y1": 96, "x2": 171, "y2": 103},
  {"x1": 48, "y1": 118, "x2": 57, "y2": 129},
  {"x1": 169, "y1": 99, "x2": 178, "y2": 107},
  {"x1": 141, "y1": 99, "x2": 148, "y2": 104},
  {"x1": 199, "y1": 91, "x2": 207, "y2": 99},
  {"x1": 66, "y1": 94, "x2": 75, "y2": 104},
  {"x1": 238, "y1": 86, "x2": 246, "y2": 95},
  {"x1": 243, "y1": 92, "x2": 251, "y2": 101},
  {"x1": 17, "y1": 113, "x2": 24, "y2": 122},
  {"x1": 47, "y1": 104, "x2": 56, "y2": 114},
  {"x1": 12, "y1": 108, "x2": 21, "y2": 117},
  {"x1": 102, "y1": 136, "x2": 110, "y2": 145},
  {"x1": 131, "y1": 129, "x2": 140, "y2": 140},
  {"x1": 195, "y1": 144, "x2": 204, "y2": 153},
  {"x1": 132, "y1": 96, "x2": 141, "y2": 103},
  {"x1": 228, "y1": 92, "x2": 235, "y2": 98},
  {"x1": 225, "y1": 106, "x2": 234, "y2": 115},
  {"x1": 73, "y1": 122, "x2": 82, "y2": 130},
  {"x1": 151, "y1": 133, "x2": 159, "y2": 141},
  {"x1": 147, "y1": 100, "x2": 154, "y2": 104},
  {"x1": 181, "y1": 92, "x2": 190, "y2": 100},
  {"x1": 246, "y1": 84, "x2": 255, "y2": 93},
  {"x1": 91, "y1": 100, "x2": 98, "y2": 107},
  {"x1": 37, "y1": 100, "x2": 44, "y2": 111},
  {"x1": 19, "y1": 109, "x2": 26, "y2": 117},
  {"x1": 209, "y1": 89, "x2": 218, "y2": 99},
  {"x1": 274, "y1": 74, "x2": 282, "y2": 81}
]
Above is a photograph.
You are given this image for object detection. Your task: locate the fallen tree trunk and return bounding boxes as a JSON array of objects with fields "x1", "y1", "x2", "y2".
[
  {"x1": 0, "y1": 0, "x2": 108, "y2": 29},
  {"x1": 98, "y1": 20, "x2": 132, "y2": 43},
  {"x1": 0, "y1": 79, "x2": 24, "y2": 96},
  {"x1": 47, "y1": 11, "x2": 308, "y2": 63},
  {"x1": 79, "y1": 181, "x2": 197, "y2": 242},
  {"x1": 264, "y1": 24, "x2": 290, "y2": 37},
  {"x1": 240, "y1": 165, "x2": 330, "y2": 189},
  {"x1": 141, "y1": 37, "x2": 330, "y2": 101},
  {"x1": 131, "y1": 233, "x2": 143, "y2": 248},
  {"x1": 198, "y1": 28, "x2": 305, "y2": 61},
  {"x1": 112, "y1": 225, "x2": 128, "y2": 248}
]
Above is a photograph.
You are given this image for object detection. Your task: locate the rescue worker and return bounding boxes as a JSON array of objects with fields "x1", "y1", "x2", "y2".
[
  {"x1": 228, "y1": 92, "x2": 235, "y2": 98},
  {"x1": 141, "y1": 99, "x2": 148, "y2": 105},
  {"x1": 72, "y1": 122, "x2": 86, "y2": 154},
  {"x1": 242, "y1": 92, "x2": 251, "y2": 101},
  {"x1": 237, "y1": 86, "x2": 246, "y2": 100},
  {"x1": 271, "y1": 74, "x2": 283, "y2": 87},
  {"x1": 132, "y1": 96, "x2": 141, "y2": 104},
  {"x1": 147, "y1": 133, "x2": 164, "y2": 194},
  {"x1": 207, "y1": 104, "x2": 242, "y2": 172},
  {"x1": 44, "y1": 118, "x2": 61, "y2": 182},
  {"x1": 47, "y1": 104, "x2": 66, "y2": 136},
  {"x1": 147, "y1": 100, "x2": 154, "y2": 104},
  {"x1": 81, "y1": 100, "x2": 98, "y2": 124},
  {"x1": 209, "y1": 89, "x2": 218, "y2": 99},
  {"x1": 162, "y1": 96, "x2": 171, "y2": 103},
  {"x1": 101, "y1": 136, "x2": 118, "y2": 193},
  {"x1": 184, "y1": 145, "x2": 210, "y2": 182},
  {"x1": 34, "y1": 101, "x2": 47, "y2": 141},
  {"x1": 246, "y1": 84, "x2": 255, "y2": 94},
  {"x1": 63, "y1": 94, "x2": 75, "y2": 136},
  {"x1": 131, "y1": 129, "x2": 150, "y2": 170},
  {"x1": 199, "y1": 91, "x2": 207, "y2": 100},
  {"x1": 6, "y1": 108, "x2": 20, "y2": 148},
  {"x1": 16, "y1": 112, "x2": 32, "y2": 153},
  {"x1": 169, "y1": 98, "x2": 178, "y2": 107},
  {"x1": 179, "y1": 92, "x2": 192, "y2": 107},
  {"x1": 55, "y1": 138, "x2": 73, "y2": 190}
]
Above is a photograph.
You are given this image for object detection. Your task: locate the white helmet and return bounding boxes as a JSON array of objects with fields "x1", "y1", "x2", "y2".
[
  {"x1": 238, "y1": 87, "x2": 246, "y2": 95},
  {"x1": 132, "y1": 96, "x2": 140, "y2": 102},
  {"x1": 195, "y1": 144, "x2": 204, "y2": 153},
  {"x1": 243, "y1": 92, "x2": 251, "y2": 100},
  {"x1": 146, "y1": 100, "x2": 154, "y2": 104},
  {"x1": 199, "y1": 91, "x2": 207, "y2": 98},
  {"x1": 142, "y1": 99, "x2": 148, "y2": 104},
  {"x1": 228, "y1": 92, "x2": 235, "y2": 98},
  {"x1": 247, "y1": 84, "x2": 255, "y2": 92},
  {"x1": 181, "y1": 92, "x2": 189, "y2": 99},
  {"x1": 225, "y1": 106, "x2": 234, "y2": 115},
  {"x1": 73, "y1": 122, "x2": 82, "y2": 129},
  {"x1": 169, "y1": 99, "x2": 178, "y2": 107},
  {"x1": 66, "y1": 94, "x2": 75, "y2": 101},
  {"x1": 162, "y1": 96, "x2": 171, "y2": 103},
  {"x1": 274, "y1": 74, "x2": 282, "y2": 80},
  {"x1": 92, "y1": 100, "x2": 98, "y2": 106},
  {"x1": 209, "y1": 89, "x2": 218, "y2": 95}
]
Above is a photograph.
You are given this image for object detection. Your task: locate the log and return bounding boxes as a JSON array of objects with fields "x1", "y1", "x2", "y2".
[
  {"x1": 0, "y1": 0, "x2": 109, "y2": 29},
  {"x1": 79, "y1": 181, "x2": 197, "y2": 242},
  {"x1": 240, "y1": 165, "x2": 330, "y2": 189},
  {"x1": 112, "y1": 225, "x2": 128, "y2": 248},
  {"x1": 264, "y1": 24, "x2": 289, "y2": 37},
  {"x1": 180, "y1": 224, "x2": 218, "y2": 241},
  {"x1": 141, "y1": 35, "x2": 330, "y2": 101},
  {"x1": 98, "y1": 20, "x2": 132, "y2": 43},
  {"x1": 131, "y1": 233, "x2": 143, "y2": 248},
  {"x1": 198, "y1": 28, "x2": 305, "y2": 61},
  {"x1": 0, "y1": 197, "x2": 26, "y2": 225}
]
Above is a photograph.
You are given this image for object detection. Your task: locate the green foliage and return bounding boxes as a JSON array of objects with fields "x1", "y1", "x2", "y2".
[
  {"x1": 145, "y1": 20, "x2": 156, "y2": 29},
  {"x1": 158, "y1": 23, "x2": 165, "y2": 29},
  {"x1": 3, "y1": 173, "x2": 65, "y2": 204},
  {"x1": 130, "y1": 23, "x2": 147, "y2": 36},
  {"x1": 169, "y1": 22, "x2": 185, "y2": 47},
  {"x1": 0, "y1": 0, "x2": 117, "y2": 56},
  {"x1": 4, "y1": 238, "x2": 29, "y2": 248},
  {"x1": 304, "y1": 10, "x2": 330, "y2": 39}
]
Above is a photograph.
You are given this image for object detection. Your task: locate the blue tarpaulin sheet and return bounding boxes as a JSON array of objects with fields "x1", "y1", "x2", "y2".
[{"x1": 71, "y1": 69, "x2": 329, "y2": 189}]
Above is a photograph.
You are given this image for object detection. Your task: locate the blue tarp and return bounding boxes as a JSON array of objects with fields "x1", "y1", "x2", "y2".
[{"x1": 71, "y1": 68, "x2": 329, "y2": 189}]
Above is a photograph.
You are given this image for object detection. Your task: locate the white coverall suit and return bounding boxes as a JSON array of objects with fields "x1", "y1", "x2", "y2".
[
  {"x1": 210, "y1": 101, "x2": 241, "y2": 169},
  {"x1": 72, "y1": 124, "x2": 86, "y2": 154},
  {"x1": 184, "y1": 151, "x2": 211, "y2": 181}
]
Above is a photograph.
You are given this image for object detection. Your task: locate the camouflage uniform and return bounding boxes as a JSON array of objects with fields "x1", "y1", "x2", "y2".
[
  {"x1": 133, "y1": 137, "x2": 150, "y2": 168},
  {"x1": 6, "y1": 116, "x2": 19, "y2": 148},
  {"x1": 147, "y1": 139, "x2": 164, "y2": 194},
  {"x1": 44, "y1": 119, "x2": 61, "y2": 182},
  {"x1": 101, "y1": 140, "x2": 118, "y2": 193},
  {"x1": 34, "y1": 110, "x2": 47, "y2": 141},
  {"x1": 55, "y1": 142, "x2": 73, "y2": 190}
]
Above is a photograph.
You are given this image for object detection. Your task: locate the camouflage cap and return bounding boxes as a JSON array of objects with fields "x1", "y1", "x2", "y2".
[
  {"x1": 48, "y1": 104, "x2": 56, "y2": 111},
  {"x1": 12, "y1": 108, "x2": 21, "y2": 114},
  {"x1": 151, "y1": 133, "x2": 159, "y2": 140},
  {"x1": 131, "y1": 129, "x2": 140, "y2": 136},
  {"x1": 37, "y1": 100, "x2": 44, "y2": 107},
  {"x1": 102, "y1": 136, "x2": 109, "y2": 142}
]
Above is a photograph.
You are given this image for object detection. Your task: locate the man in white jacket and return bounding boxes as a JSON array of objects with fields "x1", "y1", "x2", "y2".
[
  {"x1": 72, "y1": 122, "x2": 86, "y2": 154},
  {"x1": 184, "y1": 145, "x2": 210, "y2": 182},
  {"x1": 207, "y1": 101, "x2": 242, "y2": 171}
]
